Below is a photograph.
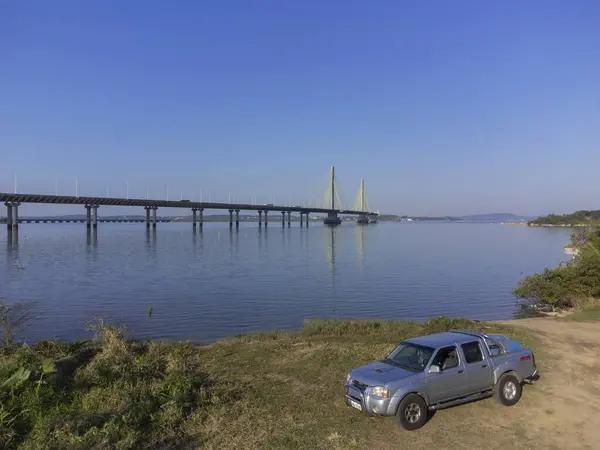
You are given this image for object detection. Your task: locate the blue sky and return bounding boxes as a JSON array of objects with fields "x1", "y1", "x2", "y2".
[{"x1": 1, "y1": 1, "x2": 599, "y2": 216}]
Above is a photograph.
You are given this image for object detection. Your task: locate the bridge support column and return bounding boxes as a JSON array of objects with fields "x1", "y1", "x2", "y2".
[
  {"x1": 305, "y1": 212, "x2": 309, "y2": 227},
  {"x1": 85, "y1": 205, "x2": 91, "y2": 229},
  {"x1": 287, "y1": 211, "x2": 291, "y2": 227},
  {"x1": 281, "y1": 211, "x2": 285, "y2": 227},
  {"x1": 264, "y1": 210, "x2": 268, "y2": 227},
  {"x1": 228, "y1": 209, "x2": 233, "y2": 228},
  {"x1": 235, "y1": 209, "x2": 240, "y2": 228},
  {"x1": 357, "y1": 213, "x2": 369, "y2": 224},
  {"x1": 5, "y1": 202, "x2": 13, "y2": 230},
  {"x1": 152, "y1": 207, "x2": 157, "y2": 228},
  {"x1": 192, "y1": 208, "x2": 197, "y2": 228},
  {"x1": 92, "y1": 205, "x2": 99, "y2": 228},
  {"x1": 300, "y1": 212, "x2": 304, "y2": 227},
  {"x1": 12, "y1": 203, "x2": 19, "y2": 230},
  {"x1": 145, "y1": 207, "x2": 151, "y2": 228},
  {"x1": 198, "y1": 208, "x2": 203, "y2": 228},
  {"x1": 258, "y1": 210, "x2": 262, "y2": 227},
  {"x1": 324, "y1": 211, "x2": 342, "y2": 226}
]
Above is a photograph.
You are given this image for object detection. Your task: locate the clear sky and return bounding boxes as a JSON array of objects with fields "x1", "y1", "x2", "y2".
[{"x1": 1, "y1": 1, "x2": 599, "y2": 217}]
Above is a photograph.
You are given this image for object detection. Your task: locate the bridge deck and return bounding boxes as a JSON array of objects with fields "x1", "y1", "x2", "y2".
[{"x1": 0, "y1": 193, "x2": 377, "y2": 216}]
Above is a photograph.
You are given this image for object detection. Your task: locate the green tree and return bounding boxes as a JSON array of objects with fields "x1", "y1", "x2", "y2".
[{"x1": 514, "y1": 227, "x2": 600, "y2": 308}]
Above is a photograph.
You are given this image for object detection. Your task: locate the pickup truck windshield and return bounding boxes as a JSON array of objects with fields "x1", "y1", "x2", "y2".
[{"x1": 384, "y1": 342, "x2": 435, "y2": 372}]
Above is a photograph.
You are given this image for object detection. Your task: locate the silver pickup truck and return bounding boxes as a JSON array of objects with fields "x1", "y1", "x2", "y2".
[{"x1": 344, "y1": 329, "x2": 539, "y2": 430}]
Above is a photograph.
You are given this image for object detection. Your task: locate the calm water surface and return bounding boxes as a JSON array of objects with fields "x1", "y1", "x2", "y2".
[{"x1": 0, "y1": 222, "x2": 572, "y2": 343}]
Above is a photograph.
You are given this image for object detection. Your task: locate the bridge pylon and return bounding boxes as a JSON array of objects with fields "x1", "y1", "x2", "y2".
[
  {"x1": 323, "y1": 166, "x2": 342, "y2": 226},
  {"x1": 353, "y1": 178, "x2": 376, "y2": 224}
]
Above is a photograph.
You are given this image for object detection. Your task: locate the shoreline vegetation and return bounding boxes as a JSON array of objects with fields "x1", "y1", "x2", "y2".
[
  {"x1": 514, "y1": 226, "x2": 600, "y2": 313},
  {"x1": 527, "y1": 209, "x2": 600, "y2": 227}
]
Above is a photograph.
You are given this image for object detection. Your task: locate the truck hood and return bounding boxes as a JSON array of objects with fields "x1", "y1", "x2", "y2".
[{"x1": 349, "y1": 361, "x2": 417, "y2": 386}]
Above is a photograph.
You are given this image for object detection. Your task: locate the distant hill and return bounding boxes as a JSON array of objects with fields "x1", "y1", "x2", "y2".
[
  {"x1": 460, "y1": 213, "x2": 532, "y2": 222},
  {"x1": 411, "y1": 216, "x2": 462, "y2": 221}
]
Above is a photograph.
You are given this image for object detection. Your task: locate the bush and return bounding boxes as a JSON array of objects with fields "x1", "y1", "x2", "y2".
[
  {"x1": 0, "y1": 300, "x2": 36, "y2": 346},
  {"x1": 515, "y1": 227, "x2": 600, "y2": 308}
]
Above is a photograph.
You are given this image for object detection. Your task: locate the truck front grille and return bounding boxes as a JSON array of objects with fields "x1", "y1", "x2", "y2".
[{"x1": 352, "y1": 380, "x2": 368, "y2": 391}]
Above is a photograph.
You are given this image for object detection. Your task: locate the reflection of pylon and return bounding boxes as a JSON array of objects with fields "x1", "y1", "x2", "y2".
[
  {"x1": 327, "y1": 227, "x2": 336, "y2": 286},
  {"x1": 356, "y1": 225, "x2": 364, "y2": 271}
]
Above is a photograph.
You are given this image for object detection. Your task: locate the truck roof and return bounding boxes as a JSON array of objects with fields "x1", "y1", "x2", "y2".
[{"x1": 405, "y1": 331, "x2": 481, "y2": 348}]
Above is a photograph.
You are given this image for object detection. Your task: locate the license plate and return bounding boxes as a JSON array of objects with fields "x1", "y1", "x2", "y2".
[{"x1": 349, "y1": 399, "x2": 362, "y2": 411}]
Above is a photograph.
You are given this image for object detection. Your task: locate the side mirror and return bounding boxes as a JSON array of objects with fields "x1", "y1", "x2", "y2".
[
  {"x1": 428, "y1": 365, "x2": 441, "y2": 374},
  {"x1": 489, "y1": 346, "x2": 502, "y2": 357}
]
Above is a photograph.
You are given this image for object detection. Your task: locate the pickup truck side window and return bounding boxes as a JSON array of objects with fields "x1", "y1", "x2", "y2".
[
  {"x1": 430, "y1": 346, "x2": 460, "y2": 370},
  {"x1": 484, "y1": 337, "x2": 507, "y2": 356},
  {"x1": 461, "y1": 342, "x2": 484, "y2": 364}
]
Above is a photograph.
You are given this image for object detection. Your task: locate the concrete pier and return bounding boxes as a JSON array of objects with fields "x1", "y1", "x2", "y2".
[
  {"x1": 287, "y1": 211, "x2": 291, "y2": 227},
  {"x1": 324, "y1": 211, "x2": 341, "y2": 226},
  {"x1": 235, "y1": 209, "x2": 240, "y2": 228},
  {"x1": 192, "y1": 208, "x2": 198, "y2": 228},
  {"x1": 228, "y1": 209, "x2": 233, "y2": 228},
  {"x1": 281, "y1": 211, "x2": 285, "y2": 227},
  {"x1": 300, "y1": 212, "x2": 304, "y2": 227},
  {"x1": 264, "y1": 210, "x2": 268, "y2": 226},
  {"x1": 145, "y1": 206, "x2": 151, "y2": 228},
  {"x1": 152, "y1": 207, "x2": 157, "y2": 228},
  {"x1": 258, "y1": 210, "x2": 263, "y2": 227},
  {"x1": 4, "y1": 202, "x2": 13, "y2": 230},
  {"x1": 305, "y1": 212, "x2": 309, "y2": 227},
  {"x1": 85, "y1": 205, "x2": 92, "y2": 228},
  {"x1": 198, "y1": 208, "x2": 203, "y2": 228},
  {"x1": 92, "y1": 205, "x2": 99, "y2": 228},
  {"x1": 12, "y1": 203, "x2": 19, "y2": 230},
  {"x1": 357, "y1": 213, "x2": 369, "y2": 224}
]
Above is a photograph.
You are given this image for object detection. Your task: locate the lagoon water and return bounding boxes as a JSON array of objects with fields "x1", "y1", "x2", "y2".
[{"x1": 0, "y1": 222, "x2": 571, "y2": 343}]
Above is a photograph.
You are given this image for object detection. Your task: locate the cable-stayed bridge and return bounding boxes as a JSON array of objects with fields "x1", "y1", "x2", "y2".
[{"x1": 1, "y1": 166, "x2": 378, "y2": 230}]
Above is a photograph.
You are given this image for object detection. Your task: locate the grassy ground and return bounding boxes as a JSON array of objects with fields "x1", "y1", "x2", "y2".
[
  {"x1": 561, "y1": 308, "x2": 600, "y2": 322},
  {"x1": 0, "y1": 317, "x2": 538, "y2": 449}
]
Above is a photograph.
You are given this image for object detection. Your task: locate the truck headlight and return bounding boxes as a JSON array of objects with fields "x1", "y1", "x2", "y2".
[{"x1": 371, "y1": 386, "x2": 390, "y2": 398}]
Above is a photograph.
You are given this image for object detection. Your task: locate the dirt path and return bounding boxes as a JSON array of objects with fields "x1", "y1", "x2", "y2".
[
  {"x1": 363, "y1": 318, "x2": 600, "y2": 450},
  {"x1": 493, "y1": 318, "x2": 600, "y2": 450}
]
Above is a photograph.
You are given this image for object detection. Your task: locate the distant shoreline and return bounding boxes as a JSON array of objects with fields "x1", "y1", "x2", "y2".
[
  {"x1": 500, "y1": 222, "x2": 528, "y2": 226},
  {"x1": 527, "y1": 223, "x2": 592, "y2": 228}
]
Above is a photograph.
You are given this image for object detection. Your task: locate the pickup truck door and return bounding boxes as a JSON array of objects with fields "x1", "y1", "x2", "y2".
[
  {"x1": 460, "y1": 341, "x2": 493, "y2": 393},
  {"x1": 426, "y1": 346, "x2": 469, "y2": 403}
]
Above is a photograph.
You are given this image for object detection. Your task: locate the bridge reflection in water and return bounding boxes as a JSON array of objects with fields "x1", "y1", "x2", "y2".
[
  {"x1": 4, "y1": 223, "x2": 371, "y2": 270},
  {"x1": 325, "y1": 225, "x2": 368, "y2": 291},
  {"x1": 326, "y1": 227, "x2": 336, "y2": 287},
  {"x1": 6, "y1": 230, "x2": 19, "y2": 267}
]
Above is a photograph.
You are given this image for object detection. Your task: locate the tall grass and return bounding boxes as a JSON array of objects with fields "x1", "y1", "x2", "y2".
[
  {"x1": 0, "y1": 319, "x2": 234, "y2": 449},
  {"x1": 0, "y1": 316, "x2": 535, "y2": 449}
]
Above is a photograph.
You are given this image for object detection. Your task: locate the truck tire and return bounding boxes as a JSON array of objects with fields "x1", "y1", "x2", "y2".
[
  {"x1": 494, "y1": 373, "x2": 522, "y2": 406},
  {"x1": 396, "y1": 394, "x2": 428, "y2": 431}
]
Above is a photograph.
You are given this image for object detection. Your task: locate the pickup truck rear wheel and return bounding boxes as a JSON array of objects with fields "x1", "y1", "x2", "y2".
[
  {"x1": 494, "y1": 373, "x2": 522, "y2": 406},
  {"x1": 396, "y1": 394, "x2": 428, "y2": 431}
]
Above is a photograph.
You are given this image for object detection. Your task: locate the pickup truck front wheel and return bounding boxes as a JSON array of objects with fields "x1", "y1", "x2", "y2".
[
  {"x1": 396, "y1": 394, "x2": 428, "y2": 431},
  {"x1": 494, "y1": 373, "x2": 522, "y2": 406}
]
